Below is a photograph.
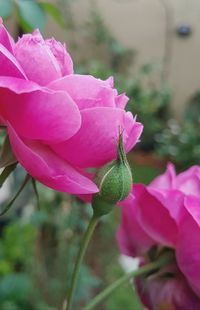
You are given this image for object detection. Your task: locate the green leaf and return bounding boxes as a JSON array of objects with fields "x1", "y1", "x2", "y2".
[
  {"x1": 0, "y1": 0, "x2": 13, "y2": 19},
  {"x1": 0, "y1": 273, "x2": 32, "y2": 300},
  {"x1": 17, "y1": 0, "x2": 46, "y2": 31},
  {"x1": 0, "y1": 135, "x2": 17, "y2": 169},
  {"x1": 0, "y1": 163, "x2": 17, "y2": 188},
  {"x1": 40, "y1": 2, "x2": 65, "y2": 28}
]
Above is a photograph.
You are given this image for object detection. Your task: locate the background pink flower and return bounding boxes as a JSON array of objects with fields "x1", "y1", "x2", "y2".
[
  {"x1": 0, "y1": 20, "x2": 143, "y2": 195},
  {"x1": 117, "y1": 163, "x2": 200, "y2": 309}
]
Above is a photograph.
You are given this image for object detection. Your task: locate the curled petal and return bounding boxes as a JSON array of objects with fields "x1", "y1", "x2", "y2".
[
  {"x1": 117, "y1": 191, "x2": 154, "y2": 257},
  {"x1": 51, "y1": 107, "x2": 143, "y2": 168},
  {"x1": 149, "y1": 163, "x2": 176, "y2": 190},
  {"x1": 176, "y1": 196, "x2": 200, "y2": 295},
  {"x1": 0, "y1": 19, "x2": 14, "y2": 53},
  {"x1": 115, "y1": 93, "x2": 129, "y2": 109},
  {"x1": 148, "y1": 188, "x2": 186, "y2": 225},
  {"x1": 14, "y1": 30, "x2": 62, "y2": 85},
  {"x1": 175, "y1": 166, "x2": 200, "y2": 196},
  {"x1": 133, "y1": 184, "x2": 178, "y2": 247},
  {"x1": 0, "y1": 77, "x2": 81, "y2": 143},
  {"x1": 8, "y1": 125, "x2": 99, "y2": 195},
  {"x1": 48, "y1": 74, "x2": 119, "y2": 109},
  {"x1": 45, "y1": 38, "x2": 73, "y2": 75}
]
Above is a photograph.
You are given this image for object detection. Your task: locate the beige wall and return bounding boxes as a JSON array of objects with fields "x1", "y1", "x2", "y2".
[{"x1": 5, "y1": 0, "x2": 200, "y2": 118}]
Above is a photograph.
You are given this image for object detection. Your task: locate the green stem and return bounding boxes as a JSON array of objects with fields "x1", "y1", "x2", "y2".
[
  {"x1": 0, "y1": 174, "x2": 31, "y2": 216},
  {"x1": 65, "y1": 215, "x2": 99, "y2": 310},
  {"x1": 84, "y1": 252, "x2": 174, "y2": 310},
  {"x1": 0, "y1": 163, "x2": 17, "y2": 188}
]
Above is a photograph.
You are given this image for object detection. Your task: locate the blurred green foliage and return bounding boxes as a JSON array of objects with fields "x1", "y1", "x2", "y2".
[
  {"x1": 156, "y1": 120, "x2": 200, "y2": 170},
  {"x1": 0, "y1": 186, "x2": 100, "y2": 309},
  {"x1": 125, "y1": 66, "x2": 171, "y2": 152},
  {"x1": 156, "y1": 92, "x2": 200, "y2": 170},
  {"x1": 0, "y1": 0, "x2": 64, "y2": 32}
]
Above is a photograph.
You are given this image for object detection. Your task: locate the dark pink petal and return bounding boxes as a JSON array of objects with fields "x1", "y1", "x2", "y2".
[
  {"x1": 133, "y1": 184, "x2": 178, "y2": 247},
  {"x1": 176, "y1": 196, "x2": 200, "y2": 294},
  {"x1": 51, "y1": 107, "x2": 143, "y2": 168},
  {"x1": 0, "y1": 43, "x2": 27, "y2": 78},
  {"x1": 149, "y1": 163, "x2": 176, "y2": 190},
  {"x1": 14, "y1": 30, "x2": 62, "y2": 85},
  {"x1": 48, "y1": 74, "x2": 118, "y2": 109},
  {"x1": 0, "y1": 77, "x2": 81, "y2": 143},
  {"x1": 117, "y1": 191, "x2": 155, "y2": 257},
  {"x1": 136, "y1": 272, "x2": 200, "y2": 310},
  {"x1": 8, "y1": 125, "x2": 98, "y2": 194}
]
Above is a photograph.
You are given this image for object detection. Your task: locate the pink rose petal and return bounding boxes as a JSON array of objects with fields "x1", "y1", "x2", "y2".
[
  {"x1": 15, "y1": 30, "x2": 62, "y2": 85},
  {"x1": 48, "y1": 74, "x2": 117, "y2": 109},
  {"x1": 0, "y1": 43, "x2": 27, "y2": 79},
  {"x1": 51, "y1": 107, "x2": 142, "y2": 168},
  {"x1": 133, "y1": 184, "x2": 178, "y2": 247},
  {"x1": 8, "y1": 124, "x2": 99, "y2": 194},
  {"x1": 0, "y1": 77, "x2": 81, "y2": 142}
]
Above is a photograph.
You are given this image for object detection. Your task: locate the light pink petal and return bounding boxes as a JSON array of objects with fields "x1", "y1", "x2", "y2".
[
  {"x1": 14, "y1": 30, "x2": 62, "y2": 85},
  {"x1": 148, "y1": 188, "x2": 186, "y2": 225},
  {"x1": 106, "y1": 76, "x2": 114, "y2": 87},
  {"x1": 0, "y1": 20, "x2": 14, "y2": 53},
  {"x1": 117, "y1": 191, "x2": 155, "y2": 257},
  {"x1": 183, "y1": 195, "x2": 200, "y2": 223},
  {"x1": 124, "y1": 114, "x2": 143, "y2": 151},
  {"x1": 176, "y1": 196, "x2": 200, "y2": 295},
  {"x1": 51, "y1": 107, "x2": 143, "y2": 168},
  {"x1": 0, "y1": 77, "x2": 81, "y2": 142},
  {"x1": 133, "y1": 184, "x2": 178, "y2": 247},
  {"x1": 48, "y1": 74, "x2": 117, "y2": 109},
  {"x1": 115, "y1": 93, "x2": 129, "y2": 109},
  {"x1": 45, "y1": 39, "x2": 73, "y2": 75},
  {"x1": 149, "y1": 163, "x2": 176, "y2": 190},
  {"x1": 0, "y1": 43, "x2": 27, "y2": 79},
  {"x1": 8, "y1": 125, "x2": 98, "y2": 194},
  {"x1": 175, "y1": 166, "x2": 200, "y2": 196}
]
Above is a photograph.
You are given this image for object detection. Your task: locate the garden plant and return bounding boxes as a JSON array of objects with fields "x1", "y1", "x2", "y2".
[{"x1": 0, "y1": 17, "x2": 200, "y2": 310}]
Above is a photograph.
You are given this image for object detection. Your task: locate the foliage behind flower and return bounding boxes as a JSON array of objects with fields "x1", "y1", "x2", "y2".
[
  {"x1": 0, "y1": 19, "x2": 143, "y2": 195},
  {"x1": 117, "y1": 163, "x2": 200, "y2": 309}
]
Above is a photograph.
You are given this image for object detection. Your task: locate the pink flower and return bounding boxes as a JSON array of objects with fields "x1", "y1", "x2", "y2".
[
  {"x1": 0, "y1": 20, "x2": 143, "y2": 194},
  {"x1": 117, "y1": 164, "x2": 200, "y2": 309}
]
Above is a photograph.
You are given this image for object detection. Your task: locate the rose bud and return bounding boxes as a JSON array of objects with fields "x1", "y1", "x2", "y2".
[{"x1": 92, "y1": 133, "x2": 132, "y2": 217}]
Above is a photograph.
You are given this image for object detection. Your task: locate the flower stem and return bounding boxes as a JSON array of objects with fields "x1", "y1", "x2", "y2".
[
  {"x1": 83, "y1": 252, "x2": 174, "y2": 310},
  {"x1": 65, "y1": 215, "x2": 99, "y2": 310},
  {"x1": 0, "y1": 174, "x2": 31, "y2": 216}
]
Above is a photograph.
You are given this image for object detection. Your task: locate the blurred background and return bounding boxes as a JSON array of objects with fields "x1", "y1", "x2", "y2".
[{"x1": 0, "y1": 0, "x2": 200, "y2": 309}]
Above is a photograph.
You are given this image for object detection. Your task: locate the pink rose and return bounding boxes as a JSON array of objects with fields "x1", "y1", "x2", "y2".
[
  {"x1": 117, "y1": 163, "x2": 200, "y2": 309},
  {"x1": 0, "y1": 19, "x2": 143, "y2": 194}
]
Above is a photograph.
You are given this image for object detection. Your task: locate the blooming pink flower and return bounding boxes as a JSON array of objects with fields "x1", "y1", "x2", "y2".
[
  {"x1": 0, "y1": 19, "x2": 143, "y2": 194},
  {"x1": 117, "y1": 163, "x2": 200, "y2": 309}
]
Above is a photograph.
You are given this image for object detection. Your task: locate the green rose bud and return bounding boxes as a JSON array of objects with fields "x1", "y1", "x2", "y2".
[{"x1": 92, "y1": 133, "x2": 132, "y2": 217}]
